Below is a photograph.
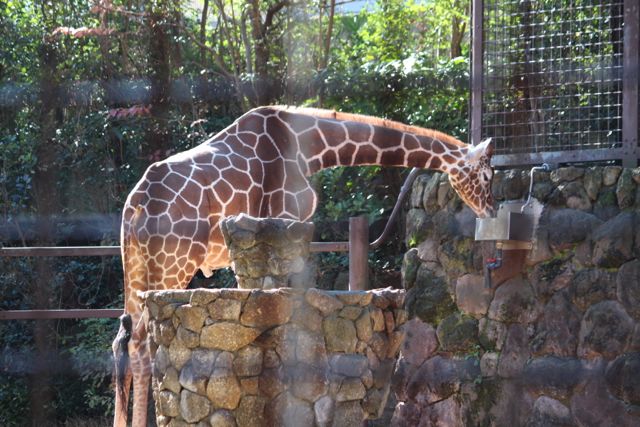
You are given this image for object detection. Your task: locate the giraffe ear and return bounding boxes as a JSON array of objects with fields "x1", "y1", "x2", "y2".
[{"x1": 467, "y1": 138, "x2": 493, "y2": 163}]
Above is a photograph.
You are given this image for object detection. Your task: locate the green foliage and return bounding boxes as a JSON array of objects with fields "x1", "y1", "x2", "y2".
[
  {"x1": 65, "y1": 318, "x2": 119, "y2": 414},
  {"x1": 314, "y1": 166, "x2": 386, "y2": 226},
  {"x1": 0, "y1": 377, "x2": 29, "y2": 426},
  {"x1": 323, "y1": 55, "x2": 469, "y2": 138}
]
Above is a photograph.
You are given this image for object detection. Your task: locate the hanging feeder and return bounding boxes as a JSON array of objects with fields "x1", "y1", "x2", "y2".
[{"x1": 474, "y1": 164, "x2": 549, "y2": 287}]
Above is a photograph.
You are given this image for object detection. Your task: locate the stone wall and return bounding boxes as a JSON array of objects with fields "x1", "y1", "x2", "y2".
[
  {"x1": 144, "y1": 287, "x2": 406, "y2": 427},
  {"x1": 220, "y1": 214, "x2": 315, "y2": 289},
  {"x1": 395, "y1": 166, "x2": 640, "y2": 426}
]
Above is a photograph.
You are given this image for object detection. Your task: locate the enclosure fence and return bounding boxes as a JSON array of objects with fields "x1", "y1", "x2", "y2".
[
  {"x1": 0, "y1": 217, "x2": 371, "y2": 320},
  {"x1": 472, "y1": 0, "x2": 639, "y2": 167}
]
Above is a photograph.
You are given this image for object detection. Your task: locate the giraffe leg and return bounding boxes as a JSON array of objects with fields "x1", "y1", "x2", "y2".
[
  {"x1": 119, "y1": 201, "x2": 207, "y2": 426},
  {"x1": 113, "y1": 313, "x2": 133, "y2": 427},
  {"x1": 130, "y1": 356, "x2": 151, "y2": 427},
  {"x1": 113, "y1": 368, "x2": 132, "y2": 427},
  {"x1": 129, "y1": 315, "x2": 152, "y2": 427}
]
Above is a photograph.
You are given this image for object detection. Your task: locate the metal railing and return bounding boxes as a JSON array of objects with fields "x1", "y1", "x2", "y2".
[
  {"x1": 0, "y1": 240, "x2": 353, "y2": 321},
  {"x1": 0, "y1": 168, "x2": 420, "y2": 320}
]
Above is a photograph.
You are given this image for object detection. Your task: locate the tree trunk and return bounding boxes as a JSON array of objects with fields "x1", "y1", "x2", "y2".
[
  {"x1": 450, "y1": 15, "x2": 465, "y2": 58},
  {"x1": 320, "y1": 0, "x2": 336, "y2": 70},
  {"x1": 146, "y1": 8, "x2": 172, "y2": 162},
  {"x1": 29, "y1": 32, "x2": 61, "y2": 427},
  {"x1": 200, "y1": 0, "x2": 210, "y2": 65},
  {"x1": 248, "y1": 0, "x2": 269, "y2": 105},
  {"x1": 247, "y1": 0, "x2": 288, "y2": 106},
  {"x1": 318, "y1": 0, "x2": 336, "y2": 106}
]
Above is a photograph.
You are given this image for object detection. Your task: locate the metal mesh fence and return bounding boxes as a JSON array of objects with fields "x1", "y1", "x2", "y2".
[{"x1": 482, "y1": 0, "x2": 625, "y2": 156}]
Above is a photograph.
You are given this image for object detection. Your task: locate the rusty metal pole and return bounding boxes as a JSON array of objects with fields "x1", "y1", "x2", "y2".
[{"x1": 349, "y1": 216, "x2": 369, "y2": 291}]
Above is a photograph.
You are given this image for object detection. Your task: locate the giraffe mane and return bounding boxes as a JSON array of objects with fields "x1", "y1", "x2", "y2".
[{"x1": 266, "y1": 105, "x2": 468, "y2": 148}]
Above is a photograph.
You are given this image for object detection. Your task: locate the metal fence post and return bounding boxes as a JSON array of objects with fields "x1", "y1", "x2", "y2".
[
  {"x1": 349, "y1": 216, "x2": 369, "y2": 291},
  {"x1": 623, "y1": 0, "x2": 639, "y2": 167},
  {"x1": 471, "y1": 0, "x2": 484, "y2": 146}
]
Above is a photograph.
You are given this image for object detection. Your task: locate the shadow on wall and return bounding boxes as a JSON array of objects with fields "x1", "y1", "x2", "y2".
[{"x1": 394, "y1": 166, "x2": 640, "y2": 426}]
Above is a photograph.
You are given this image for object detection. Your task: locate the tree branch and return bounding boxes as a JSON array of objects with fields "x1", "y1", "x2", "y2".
[{"x1": 263, "y1": 0, "x2": 289, "y2": 37}]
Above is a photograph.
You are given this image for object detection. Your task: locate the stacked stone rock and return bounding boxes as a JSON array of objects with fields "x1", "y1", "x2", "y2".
[
  {"x1": 396, "y1": 166, "x2": 640, "y2": 426},
  {"x1": 144, "y1": 287, "x2": 406, "y2": 426},
  {"x1": 220, "y1": 214, "x2": 315, "y2": 289}
]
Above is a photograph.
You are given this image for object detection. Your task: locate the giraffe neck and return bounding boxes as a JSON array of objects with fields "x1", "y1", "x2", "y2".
[{"x1": 249, "y1": 106, "x2": 469, "y2": 176}]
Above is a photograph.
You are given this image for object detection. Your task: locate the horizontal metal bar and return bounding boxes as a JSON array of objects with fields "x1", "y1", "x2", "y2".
[
  {"x1": 486, "y1": 41, "x2": 623, "y2": 52},
  {"x1": 493, "y1": 145, "x2": 623, "y2": 155},
  {"x1": 483, "y1": 92, "x2": 623, "y2": 103},
  {"x1": 310, "y1": 241, "x2": 349, "y2": 252},
  {"x1": 0, "y1": 246, "x2": 121, "y2": 257},
  {"x1": 484, "y1": 124, "x2": 623, "y2": 133},
  {"x1": 493, "y1": 18, "x2": 624, "y2": 29},
  {"x1": 0, "y1": 309, "x2": 123, "y2": 320},
  {"x1": 484, "y1": 110, "x2": 622, "y2": 120},
  {"x1": 486, "y1": 1, "x2": 622, "y2": 15},
  {"x1": 483, "y1": 73, "x2": 623, "y2": 83},
  {"x1": 483, "y1": 67, "x2": 624, "y2": 79},
  {"x1": 1, "y1": 242, "x2": 349, "y2": 257},
  {"x1": 492, "y1": 147, "x2": 635, "y2": 168}
]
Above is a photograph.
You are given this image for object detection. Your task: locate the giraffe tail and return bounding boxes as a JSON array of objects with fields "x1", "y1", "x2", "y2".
[{"x1": 113, "y1": 313, "x2": 132, "y2": 415}]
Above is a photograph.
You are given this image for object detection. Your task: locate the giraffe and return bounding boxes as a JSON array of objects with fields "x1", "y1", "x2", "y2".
[{"x1": 112, "y1": 106, "x2": 495, "y2": 427}]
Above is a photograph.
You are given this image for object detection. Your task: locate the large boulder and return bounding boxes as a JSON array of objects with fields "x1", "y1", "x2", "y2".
[
  {"x1": 578, "y1": 301, "x2": 634, "y2": 360},
  {"x1": 478, "y1": 318, "x2": 507, "y2": 351},
  {"x1": 410, "y1": 174, "x2": 429, "y2": 208},
  {"x1": 617, "y1": 259, "x2": 640, "y2": 321},
  {"x1": 180, "y1": 389, "x2": 212, "y2": 423},
  {"x1": 401, "y1": 248, "x2": 420, "y2": 290},
  {"x1": 323, "y1": 315, "x2": 357, "y2": 353},
  {"x1": 592, "y1": 212, "x2": 636, "y2": 268},
  {"x1": 240, "y1": 291, "x2": 294, "y2": 327},
  {"x1": 497, "y1": 324, "x2": 530, "y2": 378},
  {"x1": 594, "y1": 187, "x2": 621, "y2": 220},
  {"x1": 616, "y1": 168, "x2": 636, "y2": 208},
  {"x1": 525, "y1": 396, "x2": 574, "y2": 427},
  {"x1": 399, "y1": 318, "x2": 438, "y2": 366},
  {"x1": 569, "y1": 268, "x2": 616, "y2": 312},
  {"x1": 551, "y1": 166, "x2": 584, "y2": 183},
  {"x1": 571, "y1": 376, "x2": 638, "y2": 427},
  {"x1": 603, "y1": 166, "x2": 622, "y2": 186},
  {"x1": 523, "y1": 356, "x2": 583, "y2": 400},
  {"x1": 200, "y1": 322, "x2": 261, "y2": 352},
  {"x1": 487, "y1": 275, "x2": 541, "y2": 324},
  {"x1": 529, "y1": 257, "x2": 573, "y2": 300},
  {"x1": 405, "y1": 266, "x2": 456, "y2": 325},
  {"x1": 436, "y1": 312, "x2": 478, "y2": 352},
  {"x1": 532, "y1": 291, "x2": 581, "y2": 357},
  {"x1": 605, "y1": 353, "x2": 640, "y2": 405},
  {"x1": 560, "y1": 181, "x2": 592, "y2": 211},
  {"x1": 406, "y1": 355, "x2": 479, "y2": 404},
  {"x1": 541, "y1": 209, "x2": 602, "y2": 250},
  {"x1": 405, "y1": 208, "x2": 430, "y2": 246},
  {"x1": 455, "y1": 274, "x2": 493, "y2": 318},
  {"x1": 584, "y1": 167, "x2": 603, "y2": 200}
]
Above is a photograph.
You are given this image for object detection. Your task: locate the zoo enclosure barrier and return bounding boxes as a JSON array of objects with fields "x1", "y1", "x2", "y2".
[
  {"x1": 0, "y1": 167, "x2": 422, "y2": 321},
  {"x1": 471, "y1": 0, "x2": 639, "y2": 167},
  {"x1": 0, "y1": 236, "x2": 354, "y2": 321}
]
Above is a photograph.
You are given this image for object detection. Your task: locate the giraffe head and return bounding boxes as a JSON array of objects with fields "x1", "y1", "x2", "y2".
[{"x1": 448, "y1": 138, "x2": 495, "y2": 218}]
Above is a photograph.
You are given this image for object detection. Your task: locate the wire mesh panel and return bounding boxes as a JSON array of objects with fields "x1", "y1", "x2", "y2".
[{"x1": 481, "y1": 0, "x2": 627, "y2": 162}]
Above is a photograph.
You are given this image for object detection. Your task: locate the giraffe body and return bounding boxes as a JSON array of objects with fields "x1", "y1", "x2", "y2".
[{"x1": 113, "y1": 106, "x2": 494, "y2": 427}]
